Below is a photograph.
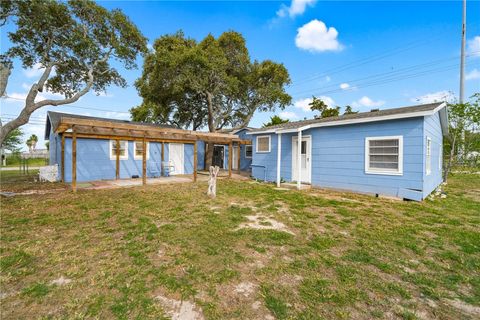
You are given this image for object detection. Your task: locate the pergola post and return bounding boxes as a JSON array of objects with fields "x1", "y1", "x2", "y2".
[
  {"x1": 228, "y1": 142, "x2": 233, "y2": 178},
  {"x1": 142, "y1": 137, "x2": 147, "y2": 186},
  {"x1": 61, "y1": 134, "x2": 65, "y2": 182},
  {"x1": 115, "y1": 139, "x2": 120, "y2": 180},
  {"x1": 297, "y1": 130, "x2": 302, "y2": 190},
  {"x1": 277, "y1": 133, "x2": 282, "y2": 187},
  {"x1": 193, "y1": 142, "x2": 197, "y2": 182},
  {"x1": 236, "y1": 142, "x2": 241, "y2": 172},
  {"x1": 72, "y1": 129, "x2": 77, "y2": 192}
]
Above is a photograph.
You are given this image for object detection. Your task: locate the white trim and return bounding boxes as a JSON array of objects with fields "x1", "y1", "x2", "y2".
[
  {"x1": 426, "y1": 137, "x2": 432, "y2": 176},
  {"x1": 232, "y1": 145, "x2": 239, "y2": 170},
  {"x1": 256, "y1": 135, "x2": 271, "y2": 153},
  {"x1": 291, "y1": 134, "x2": 312, "y2": 184},
  {"x1": 439, "y1": 143, "x2": 442, "y2": 171},
  {"x1": 169, "y1": 143, "x2": 184, "y2": 175},
  {"x1": 245, "y1": 145, "x2": 252, "y2": 159},
  {"x1": 133, "y1": 141, "x2": 150, "y2": 160},
  {"x1": 109, "y1": 140, "x2": 128, "y2": 160},
  {"x1": 247, "y1": 103, "x2": 447, "y2": 135},
  {"x1": 276, "y1": 133, "x2": 282, "y2": 187},
  {"x1": 365, "y1": 135, "x2": 403, "y2": 176}
]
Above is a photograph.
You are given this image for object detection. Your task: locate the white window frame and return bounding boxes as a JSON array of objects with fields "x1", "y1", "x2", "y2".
[
  {"x1": 133, "y1": 141, "x2": 150, "y2": 160},
  {"x1": 256, "y1": 135, "x2": 271, "y2": 153},
  {"x1": 439, "y1": 143, "x2": 442, "y2": 171},
  {"x1": 426, "y1": 137, "x2": 432, "y2": 176},
  {"x1": 109, "y1": 140, "x2": 128, "y2": 160},
  {"x1": 245, "y1": 145, "x2": 253, "y2": 159},
  {"x1": 365, "y1": 135, "x2": 403, "y2": 176}
]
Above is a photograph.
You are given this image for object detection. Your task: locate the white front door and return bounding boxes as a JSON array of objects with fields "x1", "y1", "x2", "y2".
[
  {"x1": 292, "y1": 136, "x2": 311, "y2": 183},
  {"x1": 232, "y1": 146, "x2": 238, "y2": 170},
  {"x1": 169, "y1": 143, "x2": 184, "y2": 175}
]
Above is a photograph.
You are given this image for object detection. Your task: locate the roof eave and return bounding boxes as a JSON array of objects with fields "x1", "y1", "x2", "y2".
[{"x1": 247, "y1": 104, "x2": 446, "y2": 135}]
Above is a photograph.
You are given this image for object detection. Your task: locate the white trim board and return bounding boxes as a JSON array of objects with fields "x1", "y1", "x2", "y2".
[
  {"x1": 247, "y1": 103, "x2": 447, "y2": 135},
  {"x1": 365, "y1": 135, "x2": 403, "y2": 176},
  {"x1": 256, "y1": 135, "x2": 271, "y2": 153}
]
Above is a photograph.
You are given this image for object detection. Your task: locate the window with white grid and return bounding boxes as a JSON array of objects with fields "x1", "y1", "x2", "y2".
[{"x1": 365, "y1": 136, "x2": 403, "y2": 175}]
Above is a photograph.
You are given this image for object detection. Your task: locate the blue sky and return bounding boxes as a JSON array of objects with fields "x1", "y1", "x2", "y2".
[{"x1": 1, "y1": 0, "x2": 479, "y2": 150}]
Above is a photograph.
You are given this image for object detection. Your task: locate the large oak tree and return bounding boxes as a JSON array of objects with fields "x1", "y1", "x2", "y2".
[
  {"x1": 0, "y1": 0, "x2": 147, "y2": 146},
  {"x1": 132, "y1": 31, "x2": 291, "y2": 167}
]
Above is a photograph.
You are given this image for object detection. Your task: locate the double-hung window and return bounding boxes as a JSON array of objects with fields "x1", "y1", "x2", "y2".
[
  {"x1": 110, "y1": 140, "x2": 128, "y2": 160},
  {"x1": 365, "y1": 136, "x2": 403, "y2": 175},
  {"x1": 134, "y1": 141, "x2": 149, "y2": 160},
  {"x1": 256, "y1": 136, "x2": 271, "y2": 153}
]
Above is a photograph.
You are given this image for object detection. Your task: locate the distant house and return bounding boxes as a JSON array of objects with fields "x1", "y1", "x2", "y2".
[
  {"x1": 45, "y1": 112, "x2": 252, "y2": 189},
  {"x1": 247, "y1": 102, "x2": 448, "y2": 201}
]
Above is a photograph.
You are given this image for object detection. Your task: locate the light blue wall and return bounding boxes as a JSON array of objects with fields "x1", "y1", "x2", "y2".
[
  {"x1": 53, "y1": 136, "x2": 197, "y2": 182},
  {"x1": 251, "y1": 116, "x2": 440, "y2": 201},
  {"x1": 423, "y1": 112, "x2": 444, "y2": 197},
  {"x1": 197, "y1": 128, "x2": 252, "y2": 171}
]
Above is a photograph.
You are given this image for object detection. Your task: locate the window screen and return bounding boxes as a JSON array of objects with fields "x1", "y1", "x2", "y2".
[
  {"x1": 256, "y1": 136, "x2": 270, "y2": 152},
  {"x1": 366, "y1": 137, "x2": 402, "y2": 174}
]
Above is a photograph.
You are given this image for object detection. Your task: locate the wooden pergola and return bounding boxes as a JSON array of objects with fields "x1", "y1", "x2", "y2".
[{"x1": 55, "y1": 116, "x2": 251, "y2": 191}]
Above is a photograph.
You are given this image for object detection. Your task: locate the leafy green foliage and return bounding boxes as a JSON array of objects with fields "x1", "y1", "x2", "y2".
[
  {"x1": 263, "y1": 115, "x2": 289, "y2": 127},
  {"x1": 1, "y1": 127, "x2": 22, "y2": 152},
  {"x1": 1, "y1": 0, "x2": 147, "y2": 97},
  {"x1": 444, "y1": 93, "x2": 480, "y2": 174},
  {"x1": 132, "y1": 31, "x2": 291, "y2": 131}
]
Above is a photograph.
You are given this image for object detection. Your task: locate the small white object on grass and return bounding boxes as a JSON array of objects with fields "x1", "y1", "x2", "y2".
[{"x1": 207, "y1": 166, "x2": 220, "y2": 198}]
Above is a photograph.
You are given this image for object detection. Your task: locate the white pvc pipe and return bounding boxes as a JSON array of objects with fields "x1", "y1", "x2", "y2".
[
  {"x1": 276, "y1": 133, "x2": 282, "y2": 187},
  {"x1": 297, "y1": 130, "x2": 302, "y2": 190}
]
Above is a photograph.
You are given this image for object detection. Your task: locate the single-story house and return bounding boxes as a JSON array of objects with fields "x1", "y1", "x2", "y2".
[
  {"x1": 45, "y1": 112, "x2": 252, "y2": 191},
  {"x1": 247, "y1": 102, "x2": 448, "y2": 201}
]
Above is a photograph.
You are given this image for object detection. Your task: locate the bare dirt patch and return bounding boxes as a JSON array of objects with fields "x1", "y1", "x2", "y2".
[
  {"x1": 445, "y1": 299, "x2": 480, "y2": 317},
  {"x1": 155, "y1": 295, "x2": 204, "y2": 320},
  {"x1": 236, "y1": 213, "x2": 294, "y2": 235}
]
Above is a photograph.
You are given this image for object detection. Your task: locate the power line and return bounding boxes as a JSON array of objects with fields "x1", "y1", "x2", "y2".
[
  {"x1": 290, "y1": 35, "x2": 445, "y2": 87},
  {"x1": 1, "y1": 96, "x2": 131, "y2": 114},
  {"x1": 290, "y1": 52, "x2": 479, "y2": 97}
]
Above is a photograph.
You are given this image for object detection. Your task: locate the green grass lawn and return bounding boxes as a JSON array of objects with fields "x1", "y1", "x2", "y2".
[{"x1": 0, "y1": 174, "x2": 479, "y2": 319}]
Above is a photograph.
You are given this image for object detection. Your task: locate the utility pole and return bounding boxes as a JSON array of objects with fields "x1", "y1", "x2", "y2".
[{"x1": 459, "y1": 0, "x2": 466, "y2": 103}]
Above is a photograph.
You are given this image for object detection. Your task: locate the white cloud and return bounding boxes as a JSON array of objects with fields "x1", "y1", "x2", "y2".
[
  {"x1": 277, "y1": 0, "x2": 317, "y2": 18},
  {"x1": 279, "y1": 111, "x2": 298, "y2": 119},
  {"x1": 467, "y1": 36, "x2": 480, "y2": 56},
  {"x1": 466, "y1": 68, "x2": 480, "y2": 81},
  {"x1": 147, "y1": 42, "x2": 154, "y2": 52},
  {"x1": 411, "y1": 91, "x2": 455, "y2": 104},
  {"x1": 340, "y1": 83, "x2": 350, "y2": 90},
  {"x1": 352, "y1": 96, "x2": 385, "y2": 108},
  {"x1": 22, "y1": 63, "x2": 44, "y2": 78},
  {"x1": 293, "y1": 98, "x2": 313, "y2": 111},
  {"x1": 318, "y1": 95, "x2": 335, "y2": 107},
  {"x1": 293, "y1": 95, "x2": 335, "y2": 112},
  {"x1": 295, "y1": 20, "x2": 343, "y2": 53},
  {"x1": 96, "y1": 91, "x2": 114, "y2": 98}
]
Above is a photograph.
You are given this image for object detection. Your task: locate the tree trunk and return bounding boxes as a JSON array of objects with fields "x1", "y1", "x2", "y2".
[
  {"x1": 444, "y1": 135, "x2": 456, "y2": 183},
  {"x1": 204, "y1": 142, "x2": 214, "y2": 169},
  {"x1": 0, "y1": 62, "x2": 11, "y2": 97}
]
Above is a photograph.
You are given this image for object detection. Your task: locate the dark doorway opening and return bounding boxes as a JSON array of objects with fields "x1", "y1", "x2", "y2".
[{"x1": 212, "y1": 145, "x2": 224, "y2": 168}]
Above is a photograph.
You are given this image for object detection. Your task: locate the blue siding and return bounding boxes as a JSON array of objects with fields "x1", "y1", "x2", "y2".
[
  {"x1": 423, "y1": 113, "x2": 444, "y2": 197},
  {"x1": 252, "y1": 117, "x2": 429, "y2": 200},
  {"x1": 54, "y1": 136, "x2": 196, "y2": 182},
  {"x1": 196, "y1": 128, "x2": 252, "y2": 171}
]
